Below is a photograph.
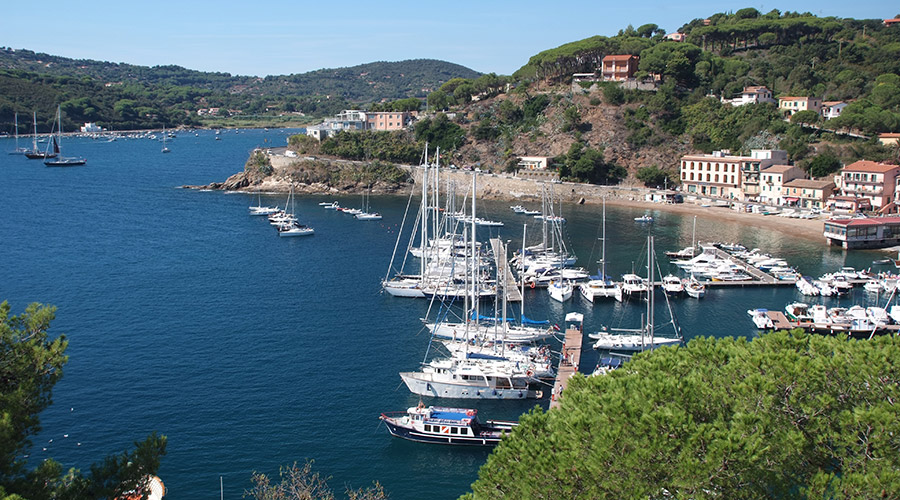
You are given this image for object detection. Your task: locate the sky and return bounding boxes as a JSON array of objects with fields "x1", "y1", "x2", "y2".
[{"x1": 1, "y1": 1, "x2": 893, "y2": 77}]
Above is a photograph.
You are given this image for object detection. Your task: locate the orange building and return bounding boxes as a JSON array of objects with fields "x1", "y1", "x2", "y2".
[{"x1": 601, "y1": 55, "x2": 639, "y2": 81}]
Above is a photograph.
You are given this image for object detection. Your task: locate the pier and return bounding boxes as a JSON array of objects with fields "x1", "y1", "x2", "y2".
[
  {"x1": 550, "y1": 313, "x2": 584, "y2": 410},
  {"x1": 490, "y1": 238, "x2": 522, "y2": 302}
]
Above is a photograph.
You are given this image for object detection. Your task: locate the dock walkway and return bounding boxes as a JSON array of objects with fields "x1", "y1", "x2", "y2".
[
  {"x1": 549, "y1": 314, "x2": 584, "y2": 410},
  {"x1": 490, "y1": 238, "x2": 522, "y2": 302}
]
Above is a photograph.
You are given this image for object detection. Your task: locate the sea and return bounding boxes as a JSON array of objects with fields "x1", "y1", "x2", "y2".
[{"x1": 0, "y1": 129, "x2": 892, "y2": 499}]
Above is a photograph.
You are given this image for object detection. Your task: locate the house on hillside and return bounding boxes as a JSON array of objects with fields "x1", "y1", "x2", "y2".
[
  {"x1": 778, "y1": 96, "x2": 822, "y2": 117},
  {"x1": 722, "y1": 86, "x2": 775, "y2": 107},
  {"x1": 878, "y1": 133, "x2": 900, "y2": 147},
  {"x1": 884, "y1": 18, "x2": 900, "y2": 26},
  {"x1": 664, "y1": 32, "x2": 686, "y2": 42},
  {"x1": 601, "y1": 55, "x2": 639, "y2": 81},
  {"x1": 821, "y1": 101, "x2": 847, "y2": 120}
]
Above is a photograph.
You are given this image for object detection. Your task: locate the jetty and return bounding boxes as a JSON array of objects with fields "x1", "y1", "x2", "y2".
[
  {"x1": 491, "y1": 238, "x2": 522, "y2": 302},
  {"x1": 550, "y1": 313, "x2": 584, "y2": 410}
]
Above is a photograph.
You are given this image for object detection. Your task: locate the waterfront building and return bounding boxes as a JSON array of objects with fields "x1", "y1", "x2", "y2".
[
  {"x1": 782, "y1": 179, "x2": 835, "y2": 209},
  {"x1": 722, "y1": 86, "x2": 775, "y2": 107},
  {"x1": 824, "y1": 216, "x2": 900, "y2": 249},
  {"x1": 778, "y1": 96, "x2": 822, "y2": 117},
  {"x1": 307, "y1": 109, "x2": 412, "y2": 140},
  {"x1": 831, "y1": 160, "x2": 900, "y2": 212},
  {"x1": 80, "y1": 122, "x2": 103, "y2": 133},
  {"x1": 759, "y1": 164, "x2": 805, "y2": 205},
  {"x1": 679, "y1": 149, "x2": 786, "y2": 200},
  {"x1": 601, "y1": 55, "x2": 639, "y2": 81}
]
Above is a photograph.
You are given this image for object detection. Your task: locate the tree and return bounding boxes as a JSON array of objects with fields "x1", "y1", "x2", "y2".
[
  {"x1": 414, "y1": 114, "x2": 465, "y2": 152},
  {"x1": 0, "y1": 301, "x2": 167, "y2": 499},
  {"x1": 805, "y1": 151, "x2": 842, "y2": 178},
  {"x1": 635, "y1": 165, "x2": 674, "y2": 187},
  {"x1": 246, "y1": 461, "x2": 386, "y2": 500},
  {"x1": 561, "y1": 105, "x2": 581, "y2": 132},
  {"x1": 426, "y1": 90, "x2": 452, "y2": 111},
  {"x1": 467, "y1": 330, "x2": 900, "y2": 499},
  {"x1": 790, "y1": 109, "x2": 820, "y2": 126}
]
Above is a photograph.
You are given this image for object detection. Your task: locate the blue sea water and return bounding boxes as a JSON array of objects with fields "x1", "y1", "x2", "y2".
[{"x1": 0, "y1": 130, "x2": 891, "y2": 499}]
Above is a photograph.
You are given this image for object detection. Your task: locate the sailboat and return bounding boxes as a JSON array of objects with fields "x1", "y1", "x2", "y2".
[
  {"x1": 161, "y1": 125, "x2": 170, "y2": 153},
  {"x1": 580, "y1": 197, "x2": 622, "y2": 302},
  {"x1": 24, "y1": 111, "x2": 57, "y2": 160},
  {"x1": 44, "y1": 106, "x2": 86, "y2": 166},
  {"x1": 249, "y1": 190, "x2": 279, "y2": 216},
  {"x1": 355, "y1": 184, "x2": 382, "y2": 220},
  {"x1": 590, "y1": 236, "x2": 683, "y2": 351},
  {"x1": 8, "y1": 112, "x2": 30, "y2": 155},
  {"x1": 276, "y1": 186, "x2": 314, "y2": 237}
]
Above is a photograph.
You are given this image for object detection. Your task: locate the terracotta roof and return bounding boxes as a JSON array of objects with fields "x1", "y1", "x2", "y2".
[
  {"x1": 761, "y1": 164, "x2": 799, "y2": 174},
  {"x1": 778, "y1": 96, "x2": 818, "y2": 101},
  {"x1": 843, "y1": 160, "x2": 900, "y2": 173},
  {"x1": 823, "y1": 101, "x2": 845, "y2": 106},
  {"x1": 743, "y1": 86, "x2": 770, "y2": 93},
  {"x1": 826, "y1": 216, "x2": 900, "y2": 227},
  {"x1": 783, "y1": 179, "x2": 834, "y2": 189},
  {"x1": 602, "y1": 54, "x2": 637, "y2": 61},
  {"x1": 879, "y1": 133, "x2": 900, "y2": 138}
]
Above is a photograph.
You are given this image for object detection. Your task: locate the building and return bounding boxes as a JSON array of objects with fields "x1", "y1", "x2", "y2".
[
  {"x1": 782, "y1": 178, "x2": 835, "y2": 209},
  {"x1": 824, "y1": 216, "x2": 900, "y2": 249},
  {"x1": 679, "y1": 149, "x2": 787, "y2": 200},
  {"x1": 517, "y1": 156, "x2": 551, "y2": 171},
  {"x1": 778, "y1": 96, "x2": 822, "y2": 116},
  {"x1": 80, "y1": 122, "x2": 103, "y2": 133},
  {"x1": 366, "y1": 111, "x2": 411, "y2": 131},
  {"x1": 759, "y1": 164, "x2": 805, "y2": 205},
  {"x1": 601, "y1": 55, "x2": 639, "y2": 81},
  {"x1": 884, "y1": 18, "x2": 900, "y2": 26},
  {"x1": 834, "y1": 160, "x2": 900, "y2": 211},
  {"x1": 878, "y1": 133, "x2": 900, "y2": 147},
  {"x1": 664, "y1": 32, "x2": 686, "y2": 42},
  {"x1": 722, "y1": 86, "x2": 776, "y2": 107},
  {"x1": 821, "y1": 101, "x2": 847, "y2": 120}
]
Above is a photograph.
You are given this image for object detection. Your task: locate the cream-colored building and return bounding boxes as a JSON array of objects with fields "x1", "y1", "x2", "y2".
[
  {"x1": 759, "y1": 164, "x2": 805, "y2": 205},
  {"x1": 517, "y1": 156, "x2": 551, "y2": 170},
  {"x1": 722, "y1": 86, "x2": 775, "y2": 107},
  {"x1": 778, "y1": 96, "x2": 822, "y2": 116},
  {"x1": 782, "y1": 179, "x2": 835, "y2": 209},
  {"x1": 679, "y1": 149, "x2": 787, "y2": 200}
]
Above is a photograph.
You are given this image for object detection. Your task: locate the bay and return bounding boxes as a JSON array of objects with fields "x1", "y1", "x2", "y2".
[{"x1": 0, "y1": 130, "x2": 888, "y2": 499}]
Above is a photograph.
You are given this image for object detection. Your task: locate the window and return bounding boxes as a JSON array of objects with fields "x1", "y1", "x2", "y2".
[
  {"x1": 715, "y1": 174, "x2": 719, "y2": 183},
  {"x1": 424, "y1": 425, "x2": 431, "y2": 432},
  {"x1": 450, "y1": 427, "x2": 458, "y2": 435}
]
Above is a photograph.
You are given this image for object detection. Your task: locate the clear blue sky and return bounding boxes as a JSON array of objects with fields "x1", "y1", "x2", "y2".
[{"x1": 2, "y1": 1, "x2": 892, "y2": 77}]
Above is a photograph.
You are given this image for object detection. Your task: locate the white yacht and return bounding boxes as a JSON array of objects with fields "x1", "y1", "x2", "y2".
[
  {"x1": 547, "y1": 280, "x2": 573, "y2": 302},
  {"x1": 399, "y1": 357, "x2": 541, "y2": 399}
]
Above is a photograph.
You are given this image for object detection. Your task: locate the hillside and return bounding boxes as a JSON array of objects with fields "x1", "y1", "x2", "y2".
[{"x1": 0, "y1": 48, "x2": 480, "y2": 132}]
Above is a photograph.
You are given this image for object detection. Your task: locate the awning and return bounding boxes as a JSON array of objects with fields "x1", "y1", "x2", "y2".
[{"x1": 784, "y1": 197, "x2": 800, "y2": 202}]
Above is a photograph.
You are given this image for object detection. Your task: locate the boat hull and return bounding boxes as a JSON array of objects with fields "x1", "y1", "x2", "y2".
[
  {"x1": 381, "y1": 420, "x2": 501, "y2": 446},
  {"x1": 399, "y1": 373, "x2": 540, "y2": 399}
]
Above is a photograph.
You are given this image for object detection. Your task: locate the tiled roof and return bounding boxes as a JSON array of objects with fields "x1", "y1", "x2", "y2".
[
  {"x1": 602, "y1": 55, "x2": 637, "y2": 61},
  {"x1": 761, "y1": 164, "x2": 799, "y2": 173},
  {"x1": 783, "y1": 179, "x2": 834, "y2": 189},
  {"x1": 843, "y1": 160, "x2": 900, "y2": 173}
]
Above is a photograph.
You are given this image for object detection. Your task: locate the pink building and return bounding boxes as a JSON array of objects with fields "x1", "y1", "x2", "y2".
[
  {"x1": 601, "y1": 55, "x2": 639, "y2": 81},
  {"x1": 836, "y1": 160, "x2": 900, "y2": 211},
  {"x1": 366, "y1": 112, "x2": 411, "y2": 131}
]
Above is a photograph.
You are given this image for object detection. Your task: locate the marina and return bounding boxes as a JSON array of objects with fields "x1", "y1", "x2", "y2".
[{"x1": 3, "y1": 130, "x2": 899, "y2": 499}]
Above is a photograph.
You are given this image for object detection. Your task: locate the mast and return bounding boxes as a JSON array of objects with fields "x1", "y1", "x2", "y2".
[
  {"x1": 420, "y1": 156, "x2": 428, "y2": 280},
  {"x1": 470, "y1": 171, "x2": 477, "y2": 318},
  {"x1": 32, "y1": 111, "x2": 38, "y2": 152},
  {"x1": 692, "y1": 215, "x2": 697, "y2": 254},
  {"x1": 521, "y1": 224, "x2": 527, "y2": 321},
  {"x1": 601, "y1": 197, "x2": 607, "y2": 281},
  {"x1": 647, "y1": 236, "x2": 655, "y2": 349}
]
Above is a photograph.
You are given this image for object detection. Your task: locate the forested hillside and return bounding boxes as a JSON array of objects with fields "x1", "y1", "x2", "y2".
[{"x1": 0, "y1": 49, "x2": 479, "y2": 132}]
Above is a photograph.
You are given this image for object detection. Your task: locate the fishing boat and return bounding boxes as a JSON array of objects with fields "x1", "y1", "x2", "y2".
[
  {"x1": 379, "y1": 404, "x2": 517, "y2": 446},
  {"x1": 44, "y1": 106, "x2": 86, "y2": 166}
]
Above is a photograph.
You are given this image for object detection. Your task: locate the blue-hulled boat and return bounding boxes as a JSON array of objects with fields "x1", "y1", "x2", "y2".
[{"x1": 380, "y1": 405, "x2": 517, "y2": 446}]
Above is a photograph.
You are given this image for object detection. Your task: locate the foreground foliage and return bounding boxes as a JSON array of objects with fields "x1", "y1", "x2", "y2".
[
  {"x1": 246, "y1": 461, "x2": 386, "y2": 500},
  {"x1": 0, "y1": 301, "x2": 166, "y2": 500},
  {"x1": 466, "y1": 330, "x2": 900, "y2": 499}
]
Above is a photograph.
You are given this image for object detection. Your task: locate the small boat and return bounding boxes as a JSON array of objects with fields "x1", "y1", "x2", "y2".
[
  {"x1": 590, "y1": 331, "x2": 681, "y2": 351},
  {"x1": 747, "y1": 309, "x2": 774, "y2": 330},
  {"x1": 634, "y1": 214, "x2": 653, "y2": 223},
  {"x1": 355, "y1": 212, "x2": 383, "y2": 220},
  {"x1": 249, "y1": 191, "x2": 279, "y2": 216},
  {"x1": 510, "y1": 205, "x2": 526, "y2": 213},
  {"x1": 547, "y1": 280, "x2": 573, "y2": 302},
  {"x1": 278, "y1": 223, "x2": 315, "y2": 237},
  {"x1": 863, "y1": 280, "x2": 884, "y2": 294},
  {"x1": 684, "y1": 277, "x2": 705, "y2": 299},
  {"x1": 380, "y1": 404, "x2": 517, "y2": 446},
  {"x1": 785, "y1": 302, "x2": 812, "y2": 322},
  {"x1": 873, "y1": 259, "x2": 892, "y2": 265},
  {"x1": 662, "y1": 275, "x2": 684, "y2": 295}
]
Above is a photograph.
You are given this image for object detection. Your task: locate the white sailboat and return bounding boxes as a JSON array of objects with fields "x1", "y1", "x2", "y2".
[
  {"x1": 249, "y1": 190, "x2": 279, "y2": 215},
  {"x1": 355, "y1": 184, "x2": 382, "y2": 220},
  {"x1": 580, "y1": 198, "x2": 621, "y2": 302},
  {"x1": 161, "y1": 125, "x2": 170, "y2": 153},
  {"x1": 591, "y1": 236, "x2": 683, "y2": 351},
  {"x1": 277, "y1": 186, "x2": 314, "y2": 237},
  {"x1": 8, "y1": 112, "x2": 29, "y2": 155},
  {"x1": 547, "y1": 280, "x2": 573, "y2": 302}
]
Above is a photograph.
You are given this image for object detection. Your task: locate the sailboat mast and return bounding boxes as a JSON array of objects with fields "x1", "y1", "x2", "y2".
[
  {"x1": 601, "y1": 197, "x2": 607, "y2": 280},
  {"x1": 692, "y1": 215, "x2": 697, "y2": 253},
  {"x1": 470, "y1": 172, "x2": 477, "y2": 317},
  {"x1": 647, "y1": 236, "x2": 655, "y2": 346},
  {"x1": 32, "y1": 111, "x2": 38, "y2": 151},
  {"x1": 420, "y1": 161, "x2": 428, "y2": 279},
  {"x1": 521, "y1": 224, "x2": 526, "y2": 321}
]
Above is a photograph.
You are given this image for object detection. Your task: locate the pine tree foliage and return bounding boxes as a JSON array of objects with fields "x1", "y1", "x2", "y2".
[{"x1": 466, "y1": 330, "x2": 900, "y2": 499}]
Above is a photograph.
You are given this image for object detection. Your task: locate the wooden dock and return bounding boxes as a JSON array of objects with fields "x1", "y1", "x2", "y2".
[
  {"x1": 490, "y1": 238, "x2": 522, "y2": 302},
  {"x1": 765, "y1": 310, "x2": 795, "y2": 330},
  {"x1": 549, "y1": 314, "x2": 584, "y2": 410}
]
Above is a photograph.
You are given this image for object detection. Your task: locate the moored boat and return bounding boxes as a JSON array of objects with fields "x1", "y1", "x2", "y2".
[{"x1": 380, "y1": 405, "x2": 517, "y2": 446}]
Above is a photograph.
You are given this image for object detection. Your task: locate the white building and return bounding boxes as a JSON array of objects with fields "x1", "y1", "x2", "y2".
[
  {"x1": 759, "y1": 164, "x2": 805, "y2": 205},
  {"x1": 80, "y1": 122, "x2": 103, "y2": 133},
  {"x1": 722, "y1": 86, "x2": 776, "y2": 107}
]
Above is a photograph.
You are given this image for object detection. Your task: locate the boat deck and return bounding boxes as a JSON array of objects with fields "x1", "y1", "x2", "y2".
[
  {"x1": 549, "y1": 324, "x2": 583, "y2": 410},
  {"x1": 490, "y1": 238, "x2": 522, "y2": 302}
]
